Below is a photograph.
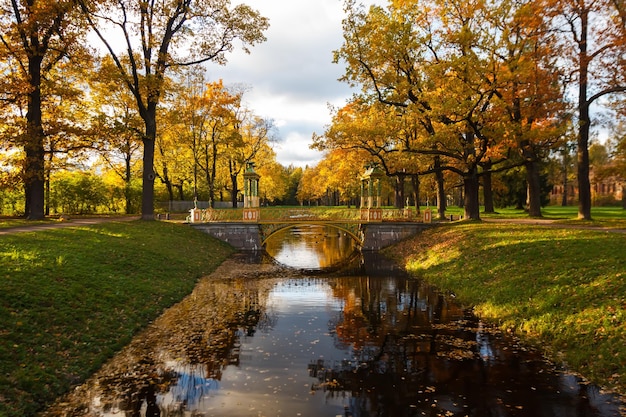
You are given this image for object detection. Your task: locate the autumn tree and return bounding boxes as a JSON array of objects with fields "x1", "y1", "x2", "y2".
[
  {"x1": 334, "y1": 0, "x2": 495, "y2": 220},
  {"x1": 0, "y1": 152, "x2": 22, "y2": 214},
  {"x1": 601, "y1": 120, "x2": 626, "y2": 208},
  {"x1": 317, "y1": 148, "x2": 366, "y2": 206},
  {"x1": 155, "y1": 104, "x2": 194, "y2": 202},
  {"x1": 49, "y1": 170, "x2": 107, "y2": 214},
  {"x1": 296, "y1": 148, "x2": 379, "y2": 206},
  {"x1": 30, "y1": 60, "x2": 96, "y2": 215},
  {"x1": 614, "y1": 134, "x2": 626, "y2": 209},
  {"x1": 79, "y1": 0, "x2": 269, "y2": 220},
  {"x1": 314, "y1": 99, "x2": 432, "y2": 211},
  {"x1": 488, "y1": 0, "x2": 566, "y2": 217},
  {"x1": 0, "y1": 0, "x2": 88, "y2": 219},
  {"x1": 224, "y1": 104, "x2": 276, "y2": 208},
  {"x1": 173, "y1": 69, "x2": 217, "y2": 203},
  {"x1": 161, "y1": 74, "x2": 278, "y2": 207},
  {"x1": 334, "y1": 0, "x2": 567, "y2": 219},
  {"x1": 192, "y1": 79, "x2": 242, "y2": 207},
  {"x1": 254, "y1": 147, "x2": 290, "y2": 204},
  {"x1": 297, "y1": 165, "x2": 324, "y2": 205},
  {"x1": 90, "y1": 56, "x2": 144, "y2": 214},
  {"x1": 279, "y1": 165, "x2": 303, "y2": 205},
  {"x1": 550, "y1": 0, "x2": 626, "y2": 219}
]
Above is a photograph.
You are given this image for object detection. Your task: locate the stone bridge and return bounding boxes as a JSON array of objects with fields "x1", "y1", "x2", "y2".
[
  {"x1": 189, "y1": 163, "x2": 439, "y2": 250},
  {"x1": 191, "y1": 220, "x2": 434, "y2": 251}
]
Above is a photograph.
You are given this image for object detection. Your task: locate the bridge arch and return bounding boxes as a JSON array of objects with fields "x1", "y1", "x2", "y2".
[{"x1": 260, "y1": 222, "x2": 362, "y2": 247}]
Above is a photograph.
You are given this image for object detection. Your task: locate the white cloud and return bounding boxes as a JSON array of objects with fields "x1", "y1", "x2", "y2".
[
  {"x1": 273, "y1": 131, "x2": 325, "y2": 168},
  {"x1": 205, "y1": 0, "x2": 361, "y2": 167}
]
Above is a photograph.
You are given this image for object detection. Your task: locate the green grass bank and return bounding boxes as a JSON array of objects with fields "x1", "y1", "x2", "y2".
[
  {"x1": 0, "y1": 220, "x2": 235, "y2": 417},
  {"x1": 388, "y1": 221, "x2": 626, "y2": 396}
]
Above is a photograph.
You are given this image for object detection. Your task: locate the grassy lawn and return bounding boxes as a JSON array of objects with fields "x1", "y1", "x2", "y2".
[
  {"x1": 0, "y1": 220, "x2": 235, "y2": 417},
  {"x1": 444, "y1": 204, "x2": 626, "y2": 224},
  {"x1": 387, "y1": 221, "x2": 626, "y2": 396}
]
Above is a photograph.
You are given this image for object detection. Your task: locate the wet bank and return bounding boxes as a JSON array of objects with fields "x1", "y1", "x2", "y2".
[{"x1": 42, "y1": 251, "x2": 624, "y2": 417}]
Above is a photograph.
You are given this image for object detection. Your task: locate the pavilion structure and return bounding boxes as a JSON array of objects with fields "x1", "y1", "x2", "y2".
[
  {"x1": 243, "y1": 161, "x2": 260, "y2": 221},
  {"x1": 360, "y1": 163, "x2": 384, "y2": 221}
]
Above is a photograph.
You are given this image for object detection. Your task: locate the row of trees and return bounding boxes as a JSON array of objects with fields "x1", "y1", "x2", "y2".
[
  {"x1": 0, "y1": 60, "x2": 307, "y2": 215},
  {"x1": 297, "y1": 138, "x2": 626, "y2": 212},
  {"x1": 310, "y1": 0, "x2": 626, "y2": 220},
  {"x1": 2, "y1": 0, "x2": 625, "y2": 218},
  {"x1": 3, "y1": 132, "x2": 623, "y2": 216},
  {"x1": 0, "y1": 0, "x2": 269, "y2": 219}
]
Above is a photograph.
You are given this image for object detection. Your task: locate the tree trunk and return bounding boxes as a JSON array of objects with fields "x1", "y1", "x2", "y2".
[
  {"x1": 464, "y1": 166, "x2": 481, "y2": 220},
  {"x1": 175, "y1": 184, "x2": 184, "y2": 201},
  {"x1": 526, "y1": 159, "x2": 542, "y2": 217},
  {"x1": 394, "y1": 175, "x2": 405, "y2": 208},
  {"x1": 208, "y1": 179, "x2": 215, "y2": 208},
  {"x1": 159, "y1": 163, "x2": 174, "y2": 202},
  {"x1": 24, "y1": 54, "x2": 46, "y2": 220},
  {"x1": 482, "y1": 165, "x2": 495, "y2": 214},
  {"x1": 230, "y1": 173, "x2": 239, "y2": 208},
  {"x1": 125, "y1": 154, "x2": 133, "y2": 214},
  {"x1": 515, "y1": 194, "x2": 525, "y2": 210},
  {"x1": 577, "y1": 8, "x2": 592, "y2": 220},
  {"x1": 203, "y1": 146, "x2": 215, "y2": 208},
  {"x1": 411, "y1": 174, "x2": 420, "y2": 215},
  {"x1": 45, "y1": 156, "x2": 51, "y2": 216},
  {"x1": 577, "y1": 116, "x2": 592, "y2": 219},
  {"x1": 141, "y1": 107, "x2": 157, "y2": 220},
  {"x1": 125, "y1": 184, "x2": 133, "y2": 214},
  {"x1": 561, "y1": 154, "x2": 569, "y2": 206},
  {"x1": 209, "y1": 140, "x2": 218, "y2": 208},
  {"x1": 434, "y1": 156, "x2": 446, "y2": 219},
  {"x1": 193, "y1": 150, "x2": 198, "y2": 202}
]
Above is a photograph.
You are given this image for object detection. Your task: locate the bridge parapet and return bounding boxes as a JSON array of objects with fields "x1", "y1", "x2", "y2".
[
  {"x1": 191, "y1": 221, "x2": 435, "y2": 251},
  {"x1": 197, "y1": 207, "x2": 426, "y2": 223},
  {"x1": 360, "y1": 222, "x2": 432, "y2": 250}
]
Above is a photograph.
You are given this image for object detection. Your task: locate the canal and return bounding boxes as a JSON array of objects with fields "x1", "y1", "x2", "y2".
[{"x1": 43, "y1": 225, "x2": 624, "y2": 417}]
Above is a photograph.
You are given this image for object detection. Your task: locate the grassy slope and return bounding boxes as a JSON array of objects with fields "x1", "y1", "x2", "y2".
[
  {"x1": 0, "y1": 220, "x2": 234, "y2": 417},
  {"x1": 388, "y1": 221, "x2": 626, "y2": 395}
]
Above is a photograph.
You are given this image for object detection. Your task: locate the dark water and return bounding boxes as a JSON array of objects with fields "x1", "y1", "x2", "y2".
[{"x1": 44, "y1": 225, "x2": 624, "y2": 417}]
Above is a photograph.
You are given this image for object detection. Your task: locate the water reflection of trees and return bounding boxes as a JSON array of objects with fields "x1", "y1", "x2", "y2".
[
  {"x1": 316, "y1": 275, "x2": 489, "y2": 416},
  {"x1": 307, "y1": 275, "x2": 622, "y2": 417},
  {"x1": 43, "y1": 266, "x2": 279, "y2": 417},
  {"x1": 328, "y1": 275, "x2": 468, "y2": 350}
]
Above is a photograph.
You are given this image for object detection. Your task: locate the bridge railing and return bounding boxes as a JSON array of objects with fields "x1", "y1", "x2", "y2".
[
  {"x1": 199, "y1": 207, "x2": 426, "y2": 222},
  {"x1": 201, "y1": 208, "x2": 243, "y2": 222},
  {"x1": 382, "y1": 208, "x2": 421, "y2": 221}
]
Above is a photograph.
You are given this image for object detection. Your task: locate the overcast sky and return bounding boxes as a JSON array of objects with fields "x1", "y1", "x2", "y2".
[{"x1": 205, "y1": 0, "x2": 380, "y2": 168}]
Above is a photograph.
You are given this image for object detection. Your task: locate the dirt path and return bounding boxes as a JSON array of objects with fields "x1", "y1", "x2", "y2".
[{"x1": 0, "y1": 216, "x2": 140, "y2": 235}]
